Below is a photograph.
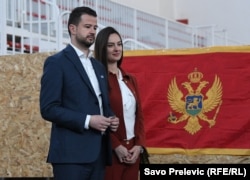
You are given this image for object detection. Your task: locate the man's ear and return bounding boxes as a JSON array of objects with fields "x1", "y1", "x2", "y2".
[{"x1": 69, "y1": 24, "x2": 76, "y2": 35}]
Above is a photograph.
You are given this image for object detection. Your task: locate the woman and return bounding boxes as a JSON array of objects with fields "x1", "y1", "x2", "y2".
[{"x1": 94, "y1": 26, "x2": 146, "y2": 180}]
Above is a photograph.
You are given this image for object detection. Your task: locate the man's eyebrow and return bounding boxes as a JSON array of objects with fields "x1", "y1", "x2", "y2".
[{"x1": 84, "y1": 24, "x2": 98, "y2": 27}]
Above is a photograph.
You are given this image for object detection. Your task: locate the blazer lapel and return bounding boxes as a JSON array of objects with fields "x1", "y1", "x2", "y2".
[
  {"x1": 90, "y1": 57, "x2": 107, "y2": 97},
  {"x1": 64, "y1": 45, "x2": 96, "y2": 95}
]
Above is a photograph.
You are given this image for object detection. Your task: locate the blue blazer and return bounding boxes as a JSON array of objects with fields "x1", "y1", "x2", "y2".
[{"x1": 40, "y1": 45, "x2": 113, "y2": 164}]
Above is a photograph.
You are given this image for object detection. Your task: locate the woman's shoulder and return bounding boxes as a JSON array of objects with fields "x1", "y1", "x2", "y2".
[
  {"x1": 120, "y1": 68, "x2": 138, "y2": 86},
  {"x1": 120, "y1": 68, "x2": 135, "y2": 78}
]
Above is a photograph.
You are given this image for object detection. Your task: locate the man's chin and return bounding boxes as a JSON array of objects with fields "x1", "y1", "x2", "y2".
[
  {"x1": 88, "y1": 39, "x2": 95, "y2": 44},
  {"x1": 84, "y1": 41, "x2": 94, "y2": 48}
]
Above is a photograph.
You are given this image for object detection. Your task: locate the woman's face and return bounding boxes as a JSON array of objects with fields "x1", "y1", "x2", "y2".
[{"x1": 107, "y1": 33, "x2": 123, "y2": 63}]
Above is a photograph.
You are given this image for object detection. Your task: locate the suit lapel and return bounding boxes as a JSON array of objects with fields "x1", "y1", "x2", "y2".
[
  {"x1": 64, "y1": 45, "x2": 96, "y2": 95},
  {"x1": 90, "y1": 57, "x2": 106, "y2": 96}
]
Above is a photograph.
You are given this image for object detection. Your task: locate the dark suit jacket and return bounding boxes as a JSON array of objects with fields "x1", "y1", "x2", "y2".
[{"x1": 40, "y1": 45, "x2": 113, "y2": 165}]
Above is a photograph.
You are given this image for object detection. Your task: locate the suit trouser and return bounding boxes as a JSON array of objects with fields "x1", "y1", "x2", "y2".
[{"x1": 52, "y1": 138, "x2": 106, "y2": 180}]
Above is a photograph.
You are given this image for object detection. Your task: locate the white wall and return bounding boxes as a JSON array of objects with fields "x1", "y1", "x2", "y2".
[
  {"x1": 112, "y1": 0, "x2": 250, "y2": 44},
  {"x1": 173, "y1": 0, "x2": 250, "y2": 44},
  {"x1": 159, "y1": 0, "x2": 175, "y2": 19},
  {"x1": 111, "y1": 0, "x2": 175, "y2": 19}
]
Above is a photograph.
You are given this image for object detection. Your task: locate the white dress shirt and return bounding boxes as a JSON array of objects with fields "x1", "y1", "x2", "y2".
[{"x1": 70, "y1": 44, "x2": 103, "y2": 129}]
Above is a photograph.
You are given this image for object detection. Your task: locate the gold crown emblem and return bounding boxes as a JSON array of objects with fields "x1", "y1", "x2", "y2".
[{"x1": 188, "y1": 68, "x2": 203, "y2": 83}]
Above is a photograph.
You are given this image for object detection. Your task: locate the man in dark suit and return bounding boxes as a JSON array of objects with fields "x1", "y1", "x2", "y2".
[{"x1": 39, "y1": 6, "x2": 119, "y2": 180}]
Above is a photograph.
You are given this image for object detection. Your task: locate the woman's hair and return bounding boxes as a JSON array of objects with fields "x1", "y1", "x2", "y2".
[
  {"x1": 67, "y1": 6, "x2": 97, "y2": 36},
  {"x1": 94, "y1": 26, "x2": 123, "y2": 72}
]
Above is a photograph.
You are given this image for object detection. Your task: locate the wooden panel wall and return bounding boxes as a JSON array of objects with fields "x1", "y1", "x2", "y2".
[{"x1": 0, "y1": 53, "x2": 53, "y2": 177}]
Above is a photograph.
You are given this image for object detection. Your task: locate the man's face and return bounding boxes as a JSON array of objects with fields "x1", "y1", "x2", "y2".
[{"x1": 70, "y1": 14, "x2": 98, "y2": 48}]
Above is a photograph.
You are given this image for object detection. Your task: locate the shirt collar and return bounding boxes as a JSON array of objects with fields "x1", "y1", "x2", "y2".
[{"x1": 70, "y1": 43, "x2": 93, "y2": 58}]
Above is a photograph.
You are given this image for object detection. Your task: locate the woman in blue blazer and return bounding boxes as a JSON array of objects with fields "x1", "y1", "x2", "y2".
[{"x1": 39, "y1": 6, "x2": 119, "y2": 180}]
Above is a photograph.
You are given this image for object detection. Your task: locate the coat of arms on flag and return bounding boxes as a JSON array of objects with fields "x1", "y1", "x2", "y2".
[{"x1": 168, "y1": 68, "x2": 223, "y2": 135}]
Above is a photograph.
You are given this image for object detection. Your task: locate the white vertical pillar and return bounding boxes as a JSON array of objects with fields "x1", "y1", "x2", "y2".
[
  {"x1": 133, "y1": 9, "x2": 137, "y2": 49},
  {"x1": 0, "y1": 0, "x2": 7, "y2": 55}
]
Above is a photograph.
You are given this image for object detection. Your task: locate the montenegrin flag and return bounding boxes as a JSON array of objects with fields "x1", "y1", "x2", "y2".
[{"x1": 122, "y1": 46, "x2": 250, "y2": 155}]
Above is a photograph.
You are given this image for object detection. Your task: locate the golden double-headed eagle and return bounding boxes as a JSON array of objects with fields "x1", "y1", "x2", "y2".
[{"x1": 167, "y1": 68, "x2": 223, "y2": 135}]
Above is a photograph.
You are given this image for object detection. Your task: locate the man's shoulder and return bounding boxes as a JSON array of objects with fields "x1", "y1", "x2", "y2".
[
  {"x1": 90, "y1": 57, "x2": 105, "y2": 68},
  {"x1": 48, "y1": 45, "x2": 73, "y2": 59},
  {"x1": 46, "y1": 50, "x2": 64, "y2": 61}
]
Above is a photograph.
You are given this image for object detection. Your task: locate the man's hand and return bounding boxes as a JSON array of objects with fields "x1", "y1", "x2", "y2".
[
  {"x1": 89, "y1": 115, "x2": 111, "y2": 133},
  {"x1": 109, "y1": 116, "x2": 119, "y2": 132}
]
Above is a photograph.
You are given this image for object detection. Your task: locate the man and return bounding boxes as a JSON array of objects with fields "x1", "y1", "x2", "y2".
[{"x1": 40, "y1": 6, "x2": 119, "y2": 180}]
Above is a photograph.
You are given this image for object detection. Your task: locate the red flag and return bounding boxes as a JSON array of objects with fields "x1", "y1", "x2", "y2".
[{"x1": 122, "y1": 47, "x2": 250, "y2": 155}]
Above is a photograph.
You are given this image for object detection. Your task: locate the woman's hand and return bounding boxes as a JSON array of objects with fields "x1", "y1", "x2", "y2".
[
  {"x1": 123, "y1": 145, "x2": 141, "y2": 164},
  {"x1": 114, "y1": 145, "x2": 130, "y2": 163}
]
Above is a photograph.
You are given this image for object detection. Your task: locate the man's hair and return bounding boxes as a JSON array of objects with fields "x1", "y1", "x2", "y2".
[{"x1": 67, "y1": 6, "x2": 97, "y2": 36}]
